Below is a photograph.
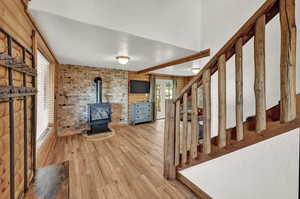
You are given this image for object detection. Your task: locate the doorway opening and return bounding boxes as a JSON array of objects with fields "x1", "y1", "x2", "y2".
[{"x1": 155, "y1": 79, "x2": 173, "y2": 119}]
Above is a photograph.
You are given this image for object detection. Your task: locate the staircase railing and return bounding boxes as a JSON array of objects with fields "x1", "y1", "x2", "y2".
[{"x1": 164, "y1": 0, "x2": 297, "y2": 179}]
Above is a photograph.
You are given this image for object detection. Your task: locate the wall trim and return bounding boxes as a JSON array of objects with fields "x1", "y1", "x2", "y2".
[{"x1": 177, "y1": 172, "x2": 213, "y2": 199}]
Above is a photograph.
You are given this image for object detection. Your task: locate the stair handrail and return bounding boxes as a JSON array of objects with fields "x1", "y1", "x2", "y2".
[
  {"x1": 174, "y1": 0, "x2": 279, "y2": 102},
  {"x1": 164, "y1": 0, "x2": 297, "y2": 180}
]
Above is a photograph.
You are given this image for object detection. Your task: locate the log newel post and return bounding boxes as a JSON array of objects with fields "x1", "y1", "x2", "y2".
[
  {"x1": 235, "y1": 38, "x2": 244, "y2": 141},
  {"x1": 203, "y1": 69, "x2": 212, "y2": 154},
  {"x1": 175, "y1": 101, "x2": 181, "y2": 166},
  {"x1": 279, "y1": 0, "x2": 297, "y2": 123},
  {"x1": 218, "y1": 54, "x2": 227, "y2": 147},
  {"x1": 254, "y1": 15, "x2": 267, "y2": 133},
  {"x1": 163, "y1": 100, "x2": 176, "y2": 180}
]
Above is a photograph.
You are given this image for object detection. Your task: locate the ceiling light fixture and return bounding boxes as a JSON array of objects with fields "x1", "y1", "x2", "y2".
[
  {"x1": 116, "y1": 56, "x2": 130, "y2": 65},
  {"x1": 191, "y1": 66, "x2": 201, "y2": 74}
]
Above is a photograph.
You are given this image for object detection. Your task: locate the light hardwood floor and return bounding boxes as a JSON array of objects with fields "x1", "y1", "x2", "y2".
[{"x1": 37, "y1": 120, "x2": 198, "y2": 199}]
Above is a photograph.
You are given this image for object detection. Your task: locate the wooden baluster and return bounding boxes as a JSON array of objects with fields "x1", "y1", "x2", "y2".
[
  {"x1": 254, "y1": 15, "x2": 267, "y2": 133},
  {"x1": 163, "y1": 100, "x2": 176, "y2": 179},
  {"x1": 235, "y1": 38, "x2": 244, "y2": 141},
  {"x1": 279, "y1": 0, "x2": 297, "y2": 123},
  {"x1": 179, "y1": 103, "x2": 183, "y2": 155},
  {"x1": 175, "y1": 101, "x2": 181, "y2": 166},
  {"x1": 190, "y1": 83, "x2": 198, "y2": 160},
  {"x1": 203, "y1": 69, "x2": 211, "y2": 154},
  {"x1": 182, "y1": 93, "x2": 188, "y2": 164},
  {"x1": 218, "y1": 54, "x2": 227, "y2": 147}
]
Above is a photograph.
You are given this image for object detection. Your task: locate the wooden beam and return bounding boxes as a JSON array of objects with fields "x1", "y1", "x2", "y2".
[
  {"x1": 174, "y1": 0, "x2": 279, "y2": 102},
  {"x1": 254, "y1": 15, "x2": 267, "y2": 133},
  {"x1": 137, "y1": 49, "x2": 210, "y2": 74},
  {"x1": 190, "y1": 83, "x2": 198, "y2": 160},
  {"x1": 218, "y1": 54, "x2": 227, "y2": 148},
  {"x1": 203, "y1": 69, "x2": 211, "y2": 154},
  {"x1": 235, "y1": 38, "x2": 244, "y2": 141},
  {"x1": 279, "y1": 0, "x2": 297, "y2": 123}
]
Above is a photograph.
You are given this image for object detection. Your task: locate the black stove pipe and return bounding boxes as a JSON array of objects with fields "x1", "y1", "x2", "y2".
[{"x1": 94, "y1": 77, "x2": 102, "y2": 104}]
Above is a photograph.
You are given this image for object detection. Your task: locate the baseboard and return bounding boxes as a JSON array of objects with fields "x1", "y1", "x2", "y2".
[
  {"x1": 109, "y1": 122, "x2": 129, "y2": 128},
  {"x1": 177, "y1": 172, "x2": 213, "y2": 199}
]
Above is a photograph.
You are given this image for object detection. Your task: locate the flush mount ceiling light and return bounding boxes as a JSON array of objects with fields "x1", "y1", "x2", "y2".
[
  {"x1": 116, "y1": 56, "x2": 130, "y2": 65},
  {"x1": 191, "y1": 66, "x2": 201, "y2": 74}
]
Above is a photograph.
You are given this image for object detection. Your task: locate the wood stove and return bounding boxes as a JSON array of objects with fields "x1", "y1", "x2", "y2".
[{"x1": 87, "y1": 77, "x2": 112, "y2": 135}]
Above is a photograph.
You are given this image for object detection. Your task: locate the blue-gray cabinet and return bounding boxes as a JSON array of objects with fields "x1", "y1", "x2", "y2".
[{"x1": 131, "y1": 102, "x2": 153, "y2": 125}]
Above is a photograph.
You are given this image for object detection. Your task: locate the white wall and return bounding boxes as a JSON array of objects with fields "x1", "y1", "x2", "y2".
[
  {"x1": 180, "y1": 128, "x2": 299, "y2": 199},
  {"x1": 200, "y1": 0, "x2": 300, "y2": 136},
  {"x1": 180, "y1": 2, "x2": 300, "y2": 198},
  {"x1": 29, "y1": 0, "x2": 202, "y2": 51}
]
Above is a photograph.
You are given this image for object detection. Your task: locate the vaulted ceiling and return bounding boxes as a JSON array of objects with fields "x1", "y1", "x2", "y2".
[{"x1": 29, "y1": 0, "x2": 203, "y2": 76}]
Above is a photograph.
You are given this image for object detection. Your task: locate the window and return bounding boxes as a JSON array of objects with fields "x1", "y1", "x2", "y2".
[
  {"x1": 165, "y1": 81, "x2": 173, "y2": 99},
  {"x1": 36, "y1": 51, "x2": 50, "y2": 140}
]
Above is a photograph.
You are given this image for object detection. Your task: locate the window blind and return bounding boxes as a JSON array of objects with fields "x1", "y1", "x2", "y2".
[{"x1": 36, "y1": 51, "x2": 50, "y2": 140}]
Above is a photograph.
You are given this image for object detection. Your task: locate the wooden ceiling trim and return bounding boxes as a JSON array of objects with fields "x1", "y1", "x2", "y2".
[
  {"x1": 136, "y1": 48, "x2": 210, "y2": 74},
  {"x1": 26, "y1": 11, "x2": 59, "y2": 64},
  {"x1": 16, "y1": 0, "x2": 59, "y2": 64}
]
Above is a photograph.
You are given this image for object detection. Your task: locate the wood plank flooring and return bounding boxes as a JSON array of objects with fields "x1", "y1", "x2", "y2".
[{"x1": 35, "y1": 121, "x2": 198, "y2": 199}]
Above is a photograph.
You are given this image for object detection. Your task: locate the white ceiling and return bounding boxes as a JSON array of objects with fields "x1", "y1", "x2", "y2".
[
  {"x1": 30, "y1": 10, "x2": 202, "y2": 76},
  {"x1": 29, "y1": 0, "x2": 204, "y2": 76},
  {"x1": 29, "y1": 0, "x2": 202, "y2": 51}
]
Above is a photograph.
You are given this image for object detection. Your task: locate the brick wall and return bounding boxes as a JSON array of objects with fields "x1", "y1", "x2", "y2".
[{"x1": 56, "y1": 64, "x2": 128, "y2": 136}]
